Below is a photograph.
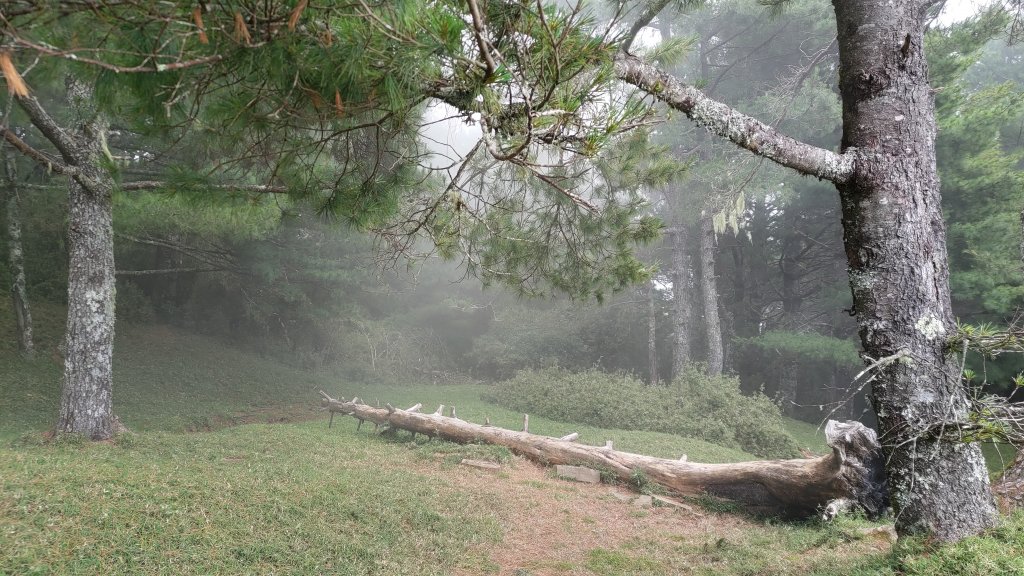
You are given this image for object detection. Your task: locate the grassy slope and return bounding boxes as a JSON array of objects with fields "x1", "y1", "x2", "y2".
[{"x1": 2, "y1": 304, "x2": 1022, "y2": 575}]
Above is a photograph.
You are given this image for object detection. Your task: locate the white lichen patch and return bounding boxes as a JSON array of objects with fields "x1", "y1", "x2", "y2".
[
  {"x1": 915, "y1": 314, "x2": 945, "y2": 340},
  {"x1": 849, "y1": 269, "x2": 876, "y2": 292}
]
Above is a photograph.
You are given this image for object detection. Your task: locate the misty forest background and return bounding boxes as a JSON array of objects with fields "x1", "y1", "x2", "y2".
[
  {"x1": 5, "y1": 0, "x2": 1022, "y2": 433},
  {"x1": 2, "y1": 0, "x2": 1024, "y2": 573}
]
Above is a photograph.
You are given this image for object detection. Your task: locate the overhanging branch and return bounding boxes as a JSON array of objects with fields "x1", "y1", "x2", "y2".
[
  {"x1": 0, "y1": 126, "x2": 78, "y2": 178},
  {"x1": 120, "y1": 181, "x2": 289, "y2": 193},
  {"x1": 614, "y1": 54, "x2": 856, "y2": 184},
  {"x1": 620, "y1": 0, "x2": 674, "y2": 53},
  {"x1": 8, "y1": 38, "x2": 225, "y2": 74},
  {"x1": 14, "y1": 93, "x2": 83, "y2": 165},
  {"x1": 116, "y1": 267, "x2": 222, "y2": 276}
]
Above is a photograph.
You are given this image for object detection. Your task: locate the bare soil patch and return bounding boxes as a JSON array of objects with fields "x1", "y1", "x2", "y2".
[
  {"x1": 415, "y1": 455, "x2": 888, "y2": 576},
  {"x1": 185, "y1": 403, "x2": 322, "y2": 432}
]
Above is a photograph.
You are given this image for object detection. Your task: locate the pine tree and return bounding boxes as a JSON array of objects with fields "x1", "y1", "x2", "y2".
[{"x1": 2, "y1": 0, "x2": 1015, "y2": 540}]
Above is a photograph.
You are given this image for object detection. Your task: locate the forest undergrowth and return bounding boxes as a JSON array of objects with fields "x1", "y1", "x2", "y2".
[{"x1": 2, "y1": 308, "x2": 1023, "y2": 575}]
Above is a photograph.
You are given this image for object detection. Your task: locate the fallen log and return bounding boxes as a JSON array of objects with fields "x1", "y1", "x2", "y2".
[{"x1": 318, "y1": 391, "x2": 888, "y2": 519}]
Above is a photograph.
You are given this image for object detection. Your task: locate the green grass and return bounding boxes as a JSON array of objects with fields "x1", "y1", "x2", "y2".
[
  {"x1": 330, "y1": 383, "x2": 757, "y2": 463},
  {"x1": 981, "y1": 442, "x2": 1018, "y2": 476},
  {"x1": 0, "y1": 323, "x2": 336, "y2": 442},
  {"x1": 782, "y1": 417, "x2": 830, "y2": 454},
  {"x1": 539, "y1": 514, "x2": 897, "y2": 576},
  {"x1": 3, "y1": 302, "x2": 1024, "y2": 575},
  {"x1": 1, "y1": 421, "x2": 504, "y2": 575},
  {"x1": 0, "y1": 306, "x2": 760, "y2": 575},
  {"x1": 781, "y1": 417, "x2": 1017, "y2": 476}
]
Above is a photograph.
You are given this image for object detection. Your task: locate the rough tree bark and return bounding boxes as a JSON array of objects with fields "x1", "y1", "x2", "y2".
[
  {"x1": 699, "y1": 213, "x2": 723, "y2": 376},
  {"x1": 777, "y1": 360, "x2": 800, "y2": 417},
  {"x1": 13, "y1": 77, "x2": 118, "y2": 439},
  {"x1": 831, "y1": 0, "x2": 997, "y2": 539},
  {"x1": 1019, "y1": 207, "x2": 1024, "y2": 272},
  {"x1": 56, "y1": 77, "x2": 117, "y2": 439},
  {"x1": 616, "y1": 0, "x2": 998, "y2": 540},
  {"x1": 1, "y1": 142, "x2": 34, "y2": 357},
  {"x1": 320, "y1": 392, "x2": 888, "y2": 519},
  {"x1": 647, "y1": 280, "x2": 660, "y2": 386},
  {"x1": 669, "y1": 224, "x2": 693, "y2": 379},
  {"x1": 777, "y1": 220, "x2": 803, "y2": 414}
]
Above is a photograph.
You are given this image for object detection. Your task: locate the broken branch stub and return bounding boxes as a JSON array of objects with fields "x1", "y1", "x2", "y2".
[{"x1": 318, "y1": 391, "x2": 887, "y2": 518}]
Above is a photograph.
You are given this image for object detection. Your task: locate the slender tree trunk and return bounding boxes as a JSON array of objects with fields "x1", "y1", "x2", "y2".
[
  {"x1": 1019, "y1": 207, "x2": 1024, "y2": 272},
  {"x1": 777, "y1": 359, "x2": 799, "y2": 416},
  {"x1": 647, "y1": 280, "x2": 659, "y2": 386},
  {"x1": 670, "y1": 224, "x2": 693, "y2": 380},
  {"x1": 1, "y1": 143, "x2": 34, "y2": 357},
  {"x1": 778, "y1": 218, "x2": 803, "y2": 414},
  {"x1": 699, "y1": 213, "x2": 723, "y2": 376},
  {"x1": 833, "y1": 0, "x2": 996, "y2": 540},
  {"x1": 55, "y1": 77, "x2": 117, "y2": 440}
]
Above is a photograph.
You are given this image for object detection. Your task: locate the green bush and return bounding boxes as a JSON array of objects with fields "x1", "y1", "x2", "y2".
[{"x1": 484, "y1": 366, "x2": 800, "y2": 458}]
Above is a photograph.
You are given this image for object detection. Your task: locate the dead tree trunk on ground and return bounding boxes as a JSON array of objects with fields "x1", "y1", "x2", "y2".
[{"x1": 319, "y1": 392, "x2": 888, "y2": 519}]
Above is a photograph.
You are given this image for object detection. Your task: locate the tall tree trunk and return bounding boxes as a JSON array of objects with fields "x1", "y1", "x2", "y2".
[
  {"x1": 777, "y1": 359, "x2": 800, "y2": 416},
  {"x1": 55, "y1": 77, "x2": 117, "y2": 440},
  {"x1": 1019, "y1": 207, "x2": 1024, "y2": 272},
  {"x1": 1, "y1": 143, "x2": 34, "y2": 357},
  {"x1": 670, "y1": 224, "x2": 693, "y2": 380},
  {"x1": 616, "y1": 0, "x2": 996, "y2": 542},
  {"x1": 699, "y1": 213, "x2": 723, "y2": 376},
  {"x1": 832, "y1": 0, "x2": 996, "y2": 540},
  {"x1": 647, "y1": 280, "x2": 659, "y2": 386},
  {"x1": 777, "y1": 216, "x2": 803, "y2": 414}
]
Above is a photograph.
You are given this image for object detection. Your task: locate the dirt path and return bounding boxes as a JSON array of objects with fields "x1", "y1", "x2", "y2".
[{"x1": 417, "y1": 455, "x2": 889, "y2": 576}]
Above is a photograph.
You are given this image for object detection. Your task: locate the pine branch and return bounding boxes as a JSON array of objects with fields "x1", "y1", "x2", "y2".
[
  {"x1": 14, "y1": 93, "x2": 82, "y2": 165},
  {"x1": 8, "y1": 38, "x2": 225, "y2": 74},
  {"x1": 466, "y1": 0, "x2": 498, "y2": 78},
  {"x1": 120, "y1": 181, "x2": 289, "y2": 193},
  {"x1": 115, "y1": 267, "x2": 223, "y2": 276},
  {"x1": 613, "y1": 53, "x2": 856, "y2": 183},
  {"x1": 620, "y1": 0, "x2": 674, "y2": 53},
  {"x1": 0, "y1": 126, "x2": 79, "y2": 178}
]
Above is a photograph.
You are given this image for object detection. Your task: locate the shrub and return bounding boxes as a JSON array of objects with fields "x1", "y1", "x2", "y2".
[{"x1": 484, "y1": 366, "x2": 799, "y2": 458}]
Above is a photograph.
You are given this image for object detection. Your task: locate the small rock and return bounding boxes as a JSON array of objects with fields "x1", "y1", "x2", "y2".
[
  {"x1": 611, "y1": 492, "x2": 633, "y2": 502},
  {"x1": 652, "y1": 495, "x2": 695, "y2": 512},
  {"x1": 555, "y1": 464, "x2": 601, "y2": 484},
  {"x1": 460, "y1": 459, "x2": 501, "y2": 471},
  {"x1": 858, "y1": 525, "x2": 897, "y2": 544},
  {"x1": 633, "y1": 495, "x2": 653, "y2": 507}
]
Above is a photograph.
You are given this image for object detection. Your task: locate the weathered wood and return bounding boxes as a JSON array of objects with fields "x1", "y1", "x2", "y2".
[
  {"x1": 555, "y1": 464, "x2": 601, "y2": 484},
  {"x1": 652, "y1": 495, "x2": 696, "y2": 512},
  {"x1": 633, "y1": 495, "x2": 653, "y2": 507},
  {"x1": 993, "y1": 450, "x2": 1024, "y2": 513},
  {"x1": 319, "y1": 391, "x2": 888, "y2": 518}
]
